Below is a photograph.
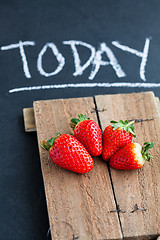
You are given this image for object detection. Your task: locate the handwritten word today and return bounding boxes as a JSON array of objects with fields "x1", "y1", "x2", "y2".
[
  {"x1": 1, "y1": 39, "x2": 150, "y2": 80},
  {"x1": 2, "y1": 38, "x2": 160, "y2": 94}
]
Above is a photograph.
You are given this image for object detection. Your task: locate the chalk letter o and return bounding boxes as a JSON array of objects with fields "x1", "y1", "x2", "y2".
[{"x1": 37, "y1": 43, "x2": 65, "y2": 77}]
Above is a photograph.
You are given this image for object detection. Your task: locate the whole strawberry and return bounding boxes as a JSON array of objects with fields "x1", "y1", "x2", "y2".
[
  {"x1": 71, "y1": 114, "x2": 102, "y2": 156},
  {"x1": 110, "y1": 142, "x2": 154, "y2": 170},
  {"x1": 42, "y1": 134, "x2": 94, "y2": 174},
  {"x1": 102, "y1": 120, "x2": 136, "y2": 161}
]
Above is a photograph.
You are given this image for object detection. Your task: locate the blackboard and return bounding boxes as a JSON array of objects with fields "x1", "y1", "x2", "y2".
[{"x1": 1, "y1": 0, "x2": 160, "y2": 239}]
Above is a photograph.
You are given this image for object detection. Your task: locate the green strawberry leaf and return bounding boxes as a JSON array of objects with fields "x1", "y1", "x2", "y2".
[
  {"x1": 110, "y1": 120, "x2": 136, "y2": 137},
  {"x1": 78, "y1": 114, "x2": 88, "y2": 121},
  {"x1": 128, "y1": 128, "x2": 136, "y2": 137},
  {"x1": 124, "y1": 120, "x2": 129, "y2": 125},
  {"x1": 119, "y1": 120, "x2": 124, "y2": 124},
  {"x1": 110, "y1": 120, "x2": 124, "y2": 130},
  {"x1": 143, "y1": 142, "x2": 154, "y2": 151},
  {"x1": 47, "y1": 138, "x2": 54, "y2": 147},
  {"x1": 42, "y1": 134, "x2": 61, "y2": 151},
  {"x1": 142, "y1": 142, "x2": 154, "y2": 161},
  {"x1": 42, "y1": 140, "x2": 51, "y2": 151},
  {"x1": 70, "y1": 114, "x2": 89, "y2": 130},
  {"x1": 71, "y1": 118, "x2": 79, "y2": 125},
  {"x1": 110, "y1": 120, "x2": 117, "y2": 124}
]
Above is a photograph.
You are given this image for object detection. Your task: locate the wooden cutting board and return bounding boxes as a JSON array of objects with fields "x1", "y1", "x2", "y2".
[{"x1": 24, "y1": 91, "x2": 160, "y2": 240}]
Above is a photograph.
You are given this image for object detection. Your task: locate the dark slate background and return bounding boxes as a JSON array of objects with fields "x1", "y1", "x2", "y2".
[{"x1": 0, "y1": 1, "x2": 160, "y2": 239}]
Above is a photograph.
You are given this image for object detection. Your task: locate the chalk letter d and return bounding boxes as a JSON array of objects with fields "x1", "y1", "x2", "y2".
[{"x1": 63, "y1": 40, "x2": 96, "y2": 76}]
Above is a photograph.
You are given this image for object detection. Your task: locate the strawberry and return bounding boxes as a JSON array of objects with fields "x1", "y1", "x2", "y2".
[
  {"x1": 42, "y1": 134, "x2": 94, "y2": 174},
  {"x1": 110, "y1": 142, "x2": 154, "y2": 170},
  {"x1": 102, "y1": 120, "x2": 136, "y2": 161},
  {"x1": 70, "y1": 114, "x2": 102, "y2": 156}
]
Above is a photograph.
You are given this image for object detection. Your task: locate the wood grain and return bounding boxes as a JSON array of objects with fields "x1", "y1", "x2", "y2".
[
  {"x1": 95, "y1": 91, "x2": 160, "y2": 239},
  {"x1": 23, "y1": 108, "x2": 36, "y2": 132},
  {"x1": 33, "y1": 97, "x2": 122, "y2": 240}
]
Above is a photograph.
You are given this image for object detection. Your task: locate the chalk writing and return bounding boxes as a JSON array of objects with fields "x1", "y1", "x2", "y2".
[
  {"x1": 89, "y1": 42, "x2": 126, "y2": 80},
  {"x1": 1, "y1": 37, "x2": 158, "y2": 94},
  {"x1": 112, "y1": 38, "x2": 150, "y2": 81},
  {"x1": 1, "y1": 41, "x2": 35, "y2": 78},
  {"x1": 37, "y1": 42, "x2": 65, "y2": 77},
  {"x1": 9, "y1": 82, "x2": 160, "y2": 94},
  {"x1": 1, "y1": 38, "x2": 150, "y2": 81},
  {"x1": 63, "y1": 40, "x2": 95, "y2": 76}
]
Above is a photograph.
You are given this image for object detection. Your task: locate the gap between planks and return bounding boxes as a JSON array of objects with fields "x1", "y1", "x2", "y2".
[{"x1": 95, "y1": 92, "x2": 160, "y2": 239}]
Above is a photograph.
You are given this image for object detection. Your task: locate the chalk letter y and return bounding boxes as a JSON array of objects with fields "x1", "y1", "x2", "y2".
[{"x1": 112, "y1": 38, "x2": 151, "y2": 81}]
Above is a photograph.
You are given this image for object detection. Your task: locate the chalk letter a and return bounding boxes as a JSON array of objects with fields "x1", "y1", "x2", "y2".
[{"x1": 89, "y1": 42, "x2": 126, "y2": 80}]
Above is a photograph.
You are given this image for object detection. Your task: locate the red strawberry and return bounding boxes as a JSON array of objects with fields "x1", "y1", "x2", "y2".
[
  {"x1": 71, "y1": 114, "x2": 102, "y2": 156},
  {"x1": 110, "y1": 142, "x2": 154, "y2": 170},
  {"x1": 42, "y1": 134, "x2": 94, "y2": 174},
  {"x1": 102, "y1": 120, "x2": 136, "y2": 161}
]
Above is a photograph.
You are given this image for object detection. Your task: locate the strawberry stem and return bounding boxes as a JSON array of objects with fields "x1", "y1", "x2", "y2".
[
  {"x1": 126, "y1": 120, "x2": 135, "y2": 127},
  {"x1": 141, "y1": 142, "x2": 154, "y2": 161},
  {"x1": 70, "y1": 114, "x2": 89, "y2": 129},
  {"x1": 110, "y1": 120, "x2": 136, "y2": 137},
  {"x1": 42, "y1": 133, "x2": 61, "y2": 151}
]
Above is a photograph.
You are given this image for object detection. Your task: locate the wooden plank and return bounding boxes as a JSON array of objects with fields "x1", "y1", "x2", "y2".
[
  {"x1": 33, "y1": 97, "x2": 122, "y2": 240},
  {"x1": 23, "y1": 96, "x2": 160, "y2": 132},
  {"x1": 155, "y1": 97, "x2": 160, "y2": 119},
  {"x1": 95, "y1": 91, "x2": 160, "y2": 239},
  {"x1": 23, "y1": 108, "x2": 36, "y2": 132}
]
